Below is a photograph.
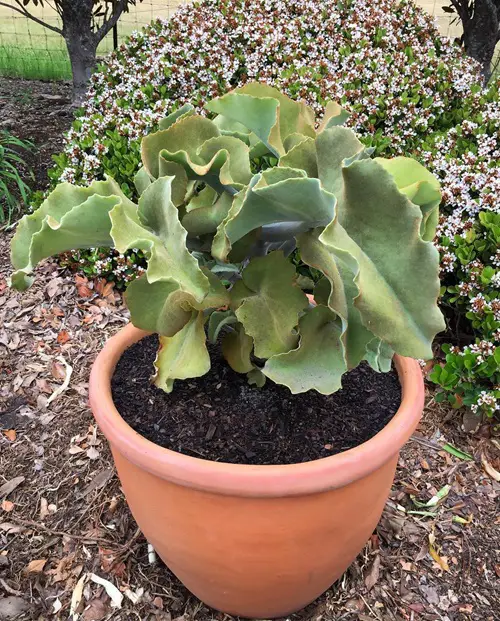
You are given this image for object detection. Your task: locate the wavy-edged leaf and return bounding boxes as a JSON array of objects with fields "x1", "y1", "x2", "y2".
[
  {"x1": 142, "y1": 115, "x2": 219, "y2": 179},
  {"x1": 134, "y1": 166, "x2": 152, "y2": 196},
  {"x1": 365, "y1": 338, "x2": 394, "y2": 372},
  {"x1": 182, "y1": 191, "x2": 233, "y2": 237},
  {"x1": 125, "y1": 268, "x2": 228, "y2": 337},
  {"x1": 375, "y1": 156, "x2": 441, "y2": 241},
  {"x1": 125, "y1": 277, "x2": 191, "y2": 336},
  {"x1": 263, "y1": 305, "x2": 347, "y2": 394},
  {"x1": 208, "y1": 309, "x2": 238, "y2": 344},
  {"x1": 221, "y1": 323, "x2": 254, "y2": 373},
  {"x1": 298, "y1": 229, "x2": 376, "y2": 369},
  {"x1": 247, "y1": 367, "x2": 266, "y2": 387},
  {"x1": 279, "y1": 137, "x2": 318, "y2": 177},
  {"x1": 318, "y1": 101, "x2": 350, "y2": 132},
  {"x1": 315, "y1": 126, "x2": 367, "y2": 197},
  {"x1": 206, "y1": 82, "x2": 315, "y2": 158},
  {"x1": 154, "y1": 311, "x2": 210, "y2": 393},
  {"x1": 110, "y1": 177, "x2": 209, "y2": 301},
  {"x1": 11, "y1": 177, "x2": 133, "y2": 290},
  {"x1": 230, "y1": 251, "x2": 308, "y2": 358},
  {"x1": 212, "y1": 170, "x2": 336, "y2": 261},
  {"x1": 321, "y1": 158, "x2": 445, "y2": 359},
  {"x1": 158, "y1": 103, "x2": 195, "y2": 130},
  {"x1": 157, "y1": 158, "x2": 188, "y2": 206}
]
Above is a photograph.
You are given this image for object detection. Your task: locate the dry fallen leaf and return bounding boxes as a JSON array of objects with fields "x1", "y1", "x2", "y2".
[
  {"x1": 51, "y1": 360, "x2": 67, "y2": 380},
  {"x1": 48, "y1": 554, "x2": 75, "y2": 584},
  {"x1": 86, "y1": 446, "x2": 100, "y2": 460},
  {"x1": 364, "y1": 553, "x2": 380, "y2": 590},
  {"x1": 57, "y1": 330, "x2": 70, "y2": 344},
  {"x1": 40, "y1": 497, "x2": 49, "y2": 519},
  {"x1": 0, "y1": 476, "x2": 25, "y2": 499},
  {"x1": 24, "y1": 558, "x2": 47, "y2": 574},
  {"x1": 1, "y1": 500, "x2": 14, "y2": 512},
  {"x1": 0, "y1": 596, "x2": 29, "y2": 618},
  {"x1": 481, "y1": 452, "x2": 500, "y2": 482},
  {"x1": 70, "y1": 573, "x2": 87, "y2": 619},
  {"x1": 83, "y1": 597, "x2": 109, "y2": 621},
  {"x1": 90, "y1": 573, "x2": 123, "y2": 608},
  {"x1": 0, "y1": 522, "x2": 25, "y2": 534},
  {"x1": 75, "y1": 276, "x2": 93, "y2": 298},
  {"x1": 3, "y1": 429, "x2": 16, "y2": 442},
  {"x1": 400, "y1": 560, "x2": 416, "y2": 572},
  {"x1": 428, "y1": 534, "x2": 449, "y2": 572}
]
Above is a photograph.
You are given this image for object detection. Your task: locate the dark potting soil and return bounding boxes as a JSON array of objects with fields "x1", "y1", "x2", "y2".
[{"x1": 111, "y1": 335, "x2": 402, "y2": 465}]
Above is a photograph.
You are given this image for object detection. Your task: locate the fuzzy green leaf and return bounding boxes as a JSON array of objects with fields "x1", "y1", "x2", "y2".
[
  {"x1": 158, "y1": 103, "x2": 195, "y2": 130},
  {"x1": 230, "y1": 251, "x2": 308, "y2": 358},
  {"x1": 206, "y1": 82, "x2": 316, "y2": 157},
  {"x1": 125, "y1": 268, "x2": 228, "y2": 337},
  {"x1": 154, "y1": 311, "x2": 210, "y2": 393},
  {"x1": 208, "y1": 309, "x2": 238, "y2": 344},
  {"x1": 221, "y1": 323, "x2": 254, "y2": 373},
  {"x1": 263, "y1": 305, "x2": 347, "y2": 394},
  {"x1": 375, "y1": 156, "x2": 441, "y2": 241},
  {"x1": 315, "y1": 126, "x2": 367, "y2": 197},
  {"x1": 142, "y1": 115, "x2": 219, "y2": 179},
  {"x1": 364, "y1": 338, "x2": 394, "y2": 373},
  {"x1": 10, "y1": 177, "x2": 134, "y2": 291},
  {"x1": 110, "y1": 177, "x2": 209, "y2": 301},
  {"x1": 298, "y1": 229, "x2": 375, "y2": 369},
  {"x1": 212, "y1": 170, "x2": 336, "y2": 261},
  {"x1": 321, "y1": 158, "x2": 445, "y2": 359},
  {"x1": 279, "y1": 137, "x2": 318, "y2": 177},
  {"x1": 317, "y1": 101, "x2": 350, "y2": 132},
  {"x1": 182, "y1": 189, "x2": 233, "y2": 236}
]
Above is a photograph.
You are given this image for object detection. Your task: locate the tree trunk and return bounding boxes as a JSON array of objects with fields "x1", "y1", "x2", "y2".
[
  {"x1": 462, "y1": 0, "x2": 500, "y2": 82},
  {"x1": 61, "y1": 0, "x2": 97, "y2": 104}
]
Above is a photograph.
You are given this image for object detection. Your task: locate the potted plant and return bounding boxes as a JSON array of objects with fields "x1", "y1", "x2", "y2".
[{"x1": 10, "y1": 83, "x2": 445, "y2": 618}]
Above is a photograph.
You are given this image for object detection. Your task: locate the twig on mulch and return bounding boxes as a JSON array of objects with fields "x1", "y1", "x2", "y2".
[{"x1": 7, "y1": 517, "x2": 113, "y2": 544}]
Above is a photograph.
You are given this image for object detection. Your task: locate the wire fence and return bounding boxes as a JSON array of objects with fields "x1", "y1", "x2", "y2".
[
  {"x1": 0, "y1": 0, "x2": 491, "y2": 82},
  {"x1": 0, "y1": 1, "x2": 187, "y2": 80}
]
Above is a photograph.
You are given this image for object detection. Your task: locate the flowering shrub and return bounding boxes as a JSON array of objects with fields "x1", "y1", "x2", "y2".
[
  {"x1": 42, "y1": 0, "x2": 500, "y2": 417},
  {"x1": 52, "y1": 0, "x2": 483, "y2": 190},
  {"x1": 423, "y1": 84, "x2": 500, "y2": 417}
]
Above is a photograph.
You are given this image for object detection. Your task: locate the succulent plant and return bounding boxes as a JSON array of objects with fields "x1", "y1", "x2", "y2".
[{"x1": 10, "y1": 83, "x2": 445, "y2": 394}]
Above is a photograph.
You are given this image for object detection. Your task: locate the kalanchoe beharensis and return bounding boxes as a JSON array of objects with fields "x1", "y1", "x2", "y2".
[{"x1": 10, "y1": 84, "x2": 445, "y2": 394}]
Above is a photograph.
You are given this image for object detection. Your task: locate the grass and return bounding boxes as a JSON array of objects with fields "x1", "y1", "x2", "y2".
[{"x1": 0, "y1": 45, "x2": 71, "y2": 80}]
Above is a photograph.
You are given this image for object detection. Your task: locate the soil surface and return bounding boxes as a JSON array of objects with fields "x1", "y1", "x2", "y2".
[
  {"x1": 0, "y1": 77, "x2": 72, "y2": 199},
  {"x1": 112, "y1": 335, "x2": 401, "y2": 465}
]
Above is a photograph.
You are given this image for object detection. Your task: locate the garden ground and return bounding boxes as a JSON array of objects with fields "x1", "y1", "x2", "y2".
[{"x1": 0, "y1": 80, "x2": 499, "y2": 620}]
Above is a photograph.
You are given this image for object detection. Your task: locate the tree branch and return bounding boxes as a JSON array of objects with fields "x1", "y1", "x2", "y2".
[
  {"x1": 0, "y1": 0, "x2": 63, "y2": 35},
  {"x1": 94, "y1": 0, "x2": 128, "y2": 43}
]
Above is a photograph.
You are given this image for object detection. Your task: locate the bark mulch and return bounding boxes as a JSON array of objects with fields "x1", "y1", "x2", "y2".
[
  {"x1": 0, "y1": 234, "x2": 499, "y2": 621},
  {"x1": 0, "y1": 77, "x2": 73, "y2": 202}
]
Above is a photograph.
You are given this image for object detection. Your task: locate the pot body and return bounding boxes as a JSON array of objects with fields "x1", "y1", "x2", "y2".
[{"x1": 90, "y1": 324, "x2": 424, "y2": 618}]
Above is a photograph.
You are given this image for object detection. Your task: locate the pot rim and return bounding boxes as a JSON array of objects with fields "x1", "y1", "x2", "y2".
[{"x1": 89, "y1": 323, "x2": 424, "y2": 497}]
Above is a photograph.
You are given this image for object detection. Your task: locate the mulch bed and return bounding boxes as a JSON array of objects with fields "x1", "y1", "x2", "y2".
[
  {"x1": 0, "y1": 78, "x2": 499, "y2": 621},
  {"x1": 112, "y1": 335, "x2": 401, "y2": 465},
  {"x1": 0, "y1": 77, "x2": 73, "y2": 201}
]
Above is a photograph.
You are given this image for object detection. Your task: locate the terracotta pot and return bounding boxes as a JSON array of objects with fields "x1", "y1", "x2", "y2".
[{"x1": 89, "y1": 323, "x2": 424, "y2": 619}]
